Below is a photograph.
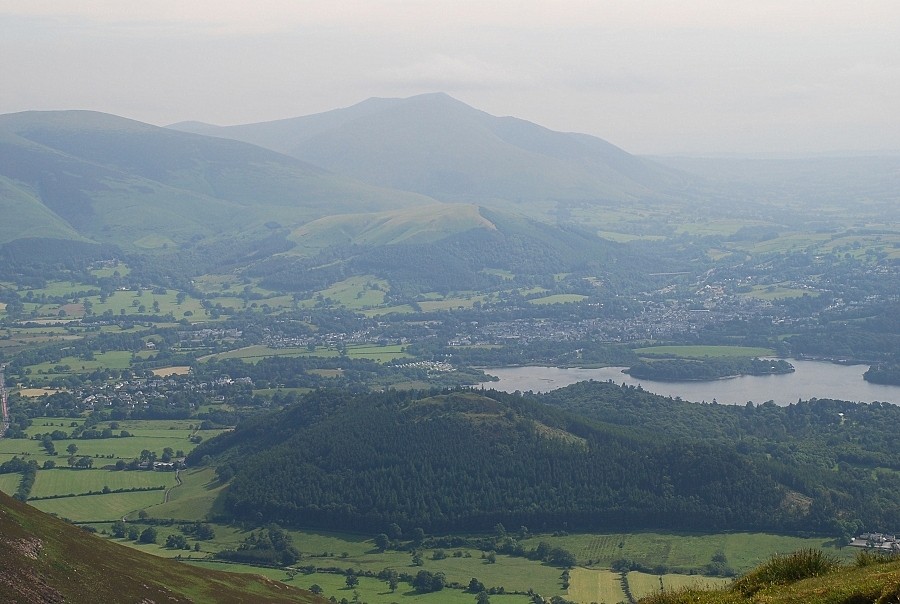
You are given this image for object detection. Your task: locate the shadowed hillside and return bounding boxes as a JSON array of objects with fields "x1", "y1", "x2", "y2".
[{"x1": 0, "y1": 490, "x2": 324, "y2": 603}]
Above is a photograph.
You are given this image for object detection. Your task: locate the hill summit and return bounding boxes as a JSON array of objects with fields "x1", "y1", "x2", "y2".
[{"x1": 170, "y1": 92, "x2": 690, "y2": 205}]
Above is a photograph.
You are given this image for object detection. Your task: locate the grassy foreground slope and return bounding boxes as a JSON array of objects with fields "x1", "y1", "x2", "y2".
[
  {"x1": 0, "y1": 491, "x2": 324, "y2": 604},
  {"x1": 639, "y1": 549, "x2": 900, "y2": 604}
]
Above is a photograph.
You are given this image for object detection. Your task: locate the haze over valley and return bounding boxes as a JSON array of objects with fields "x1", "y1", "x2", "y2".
[{"x1": 2, "y1": 3, "x2": 900, "y2": 603}]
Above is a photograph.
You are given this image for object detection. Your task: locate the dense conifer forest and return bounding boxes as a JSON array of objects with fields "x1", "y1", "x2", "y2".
[{"x1": 188, "y1": 385, "x2": 900, "y2": 539}]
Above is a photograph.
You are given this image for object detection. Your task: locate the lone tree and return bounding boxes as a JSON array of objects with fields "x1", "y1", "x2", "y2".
[
  {"x1": 139, "y1": 527, "x2": 158, "y2": 544},
  {"x1": 374, "y1": 533, "x2": 390, "y2": 552}
]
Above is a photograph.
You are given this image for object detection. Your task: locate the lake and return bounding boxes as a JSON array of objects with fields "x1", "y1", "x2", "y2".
[{"x1": 477, "y1": 359, "x2": 900, "y2": 405}]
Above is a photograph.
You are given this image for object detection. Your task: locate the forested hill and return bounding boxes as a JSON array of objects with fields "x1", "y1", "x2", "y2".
[
  {"x1": 190, "y1": 388, "x2": 807, "y2": 535},
  {"x1": 542, "y1": 380, "x2": 900, "y2": 540}
]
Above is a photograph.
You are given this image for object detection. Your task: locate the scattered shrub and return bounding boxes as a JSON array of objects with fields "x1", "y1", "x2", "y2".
[{"x1": 732, "y1": 548, "x2": 839, "y2": 595}]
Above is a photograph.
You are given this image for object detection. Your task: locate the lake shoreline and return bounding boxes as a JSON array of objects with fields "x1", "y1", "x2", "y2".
[{"x1": 477, "y1": 359, "x2": 900, "y2": 406}]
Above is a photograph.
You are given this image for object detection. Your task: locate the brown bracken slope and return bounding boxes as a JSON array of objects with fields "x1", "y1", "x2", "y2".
[{"x1": 0, "y1": 491, "x2": 324, "y2": 603}]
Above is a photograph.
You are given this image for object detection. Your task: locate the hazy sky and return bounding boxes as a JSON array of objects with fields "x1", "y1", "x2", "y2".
[{"x1": 2, "y1": 1, "x2": 899, "y2": 155}]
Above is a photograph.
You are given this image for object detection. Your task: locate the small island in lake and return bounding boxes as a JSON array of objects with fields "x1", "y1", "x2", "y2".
[{"x1": 624, "y1": 357, "x2": 795, "y2": 381}]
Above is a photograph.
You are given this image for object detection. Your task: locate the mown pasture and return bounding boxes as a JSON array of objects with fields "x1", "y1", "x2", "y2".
[
  {"x1": 31, "y1": 490, "x2": 167, "y2": 522},
  {"x1": 26, "y1": 350, "x2": 134, "y2": 375},
  {"x1": 742, "y1": 284, "x2": 819, "y2": 300},
  {"x1": 626, "y1": 571, "x2": 731, "y2": 600},
  {"x1": 29, "y1": 468, "x2": 170, "y2": 498},
  {"x1": 566, "y1": 567, "x2": 626, "y2": 604}
]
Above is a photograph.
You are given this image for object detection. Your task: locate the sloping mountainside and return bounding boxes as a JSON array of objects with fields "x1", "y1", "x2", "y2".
[
  {"x1": 171, "y1": 93, "x2": 692, "y2": 205},
  {"x1": 285, "y1": 202, "x2": 497, "y2": 254},
  {"x1": 0, "y1": 491, "x2": 323, "y2": 603},
  {"x1": 246, "y1": 207, "x2": 662, "y2": 295},
  {"x1": 188, "y1": 388, "x2": 802, "y2": 535},
  {"x1": 0, "y1": 110, "x2": 435, "y2": 249}
]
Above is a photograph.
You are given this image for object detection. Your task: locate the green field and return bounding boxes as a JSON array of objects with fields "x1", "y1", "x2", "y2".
[
  {"x1": 27, "y1": 350, "x2": 135, "y2": 375},
  {"x1": 30, "y1": 468, "x2": 171, "y2": 498},
  {"x1": 1, "y1": 420, "x2": 220, "y2": 466},
  {"x1": 205, "y1": 343, "x2": 410, "y2": 363},
  {"x1": 740, "y1": 232, "x2": 831, "y2": 254},
  {"x1": 84, "y1": 289, "x2": 207, "y2": 319},
  {"x1": 31, "y1": 490, "x2": 167, "y2": 521},
  {"x1": 89, "y1": 262, "x2": 131, "y2": 278},
  {"x1": 310, "y1": 275, "x2": 389, "y2": 309},
  {"x1": 528, "y1": 294, "x2": 587, "y2": 305},
  {"x1": 522, "y1": 532, "x2": 849, "y2": 574},
  {"x1": 0, "y1": 472, "x2": 22, "y2": 495},
  {"x1": 482, "y1": 268, "x2": 515, "y2": 280},
  {"x1": 38, "y1": 436, "x2": 191, "y2": 461},
  {"x1": 0, "y1": 418, "x2": 224, "y2": 523},
  {"x1": 742, "y1": 284, "x2": 819, "y2": 300},
  {"x1": 85, "y1": 517, "x2": 858, "y2": 604},
  {"x1": 363, "y1": 304, "x2": 417, "y2": 316},
  {"x1": 141, "y1": 467, "x2": 227, "y2": 521},
  {"x1": 103, "y1": 518, "x2": 566, "y2": 598},
  {"x1": 185, "y1": 562, "x2": 533, "y2": 604},
  {"x1": 626, "y1": 571, "x2": 731, "y2": 600},
  {"x1": 418, "y1": 298, "x2": 482, "y2": 312},
  {"x1": 567, "y1": 567, "x2": 626, "y2": 603},
  {"x1": 11, "y1": 286, "x2": 208, "y2": 321},
  {"x1": 631, "y1": 345, "x2": 776, "y2": 359},
  {"x1": 0, "y1": 438, "x2": 47, "y2": 463}
]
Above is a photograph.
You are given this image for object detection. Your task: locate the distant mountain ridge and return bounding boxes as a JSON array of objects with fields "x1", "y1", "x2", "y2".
[
  {"x1": 170, "y1": 92, "x2": 691, "y2": 205},
  {"x1": 0, "y1": 110, "x2": 437, "y2": 249}
]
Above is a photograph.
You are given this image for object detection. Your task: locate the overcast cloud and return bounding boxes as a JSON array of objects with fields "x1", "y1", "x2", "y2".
[{"x1": 1, "y1": 0, "x2": 898, "y2": 154}]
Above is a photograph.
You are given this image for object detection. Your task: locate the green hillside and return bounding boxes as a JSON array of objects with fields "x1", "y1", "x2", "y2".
[
  {"x1": 0, "y1": 173, "x2": 85, "y2": 242},
  {"x1": 0, "y1": 110, "x2": 437, "y2": 249},
  {"x1": 0, "y1": 490, "x2": 324, "y2": 603},
  {"x1": 286, "y1": 203, "x2": 496, "y2": 255},
  {"x1": 247, "y1": 207, "x2": 638, "y2": 294}
]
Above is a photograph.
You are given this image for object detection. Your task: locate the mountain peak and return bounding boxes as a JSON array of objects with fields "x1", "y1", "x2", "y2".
[{"x1": 168, "y1": 93, "x2": 685, "y2": 205}]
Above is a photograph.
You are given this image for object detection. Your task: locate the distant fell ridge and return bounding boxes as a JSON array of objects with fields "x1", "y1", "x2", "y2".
[
  {"x1": 170, "y1": 92, "x2": 691, "y2": 205},
  {"x1": 0, "y1": 109, "x2": 436, "y2": 249}
]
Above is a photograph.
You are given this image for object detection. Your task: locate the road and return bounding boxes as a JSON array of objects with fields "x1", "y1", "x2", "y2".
[{"x1": 0, "y1": 364, "x2": 9, "y2": 436}]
